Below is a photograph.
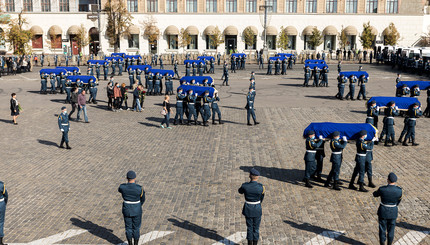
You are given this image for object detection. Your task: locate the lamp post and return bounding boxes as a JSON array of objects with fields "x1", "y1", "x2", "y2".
[
  {"x1": 259, "y1": 0, "x2": 272, "y2": 61},
  {"x1": 97, "y1": 0, "x2": 103, "y2": 57}
]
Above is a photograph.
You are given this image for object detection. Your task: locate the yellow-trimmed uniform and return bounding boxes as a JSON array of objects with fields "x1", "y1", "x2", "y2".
[{"x1": 238, "y1": 180, "x2": 265, "y2": 243}]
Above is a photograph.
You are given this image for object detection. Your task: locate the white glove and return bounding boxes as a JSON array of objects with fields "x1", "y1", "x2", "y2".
[
  {"x1": 60, "y1": 129, "x2": 64, "y2": 132},
  {"x1": 395, "y1": 106, "x2": 399, "y2": 111},
  {"x1": 342, "y1": 136, "x2": 347, "y2": 141},
  {"x1": 376, "y1": 106, "x2": 379, "y2": 111},
  {"x1": 372, "y1": 137, "x2": 377, "y2": 142},
  {"x1": 319, "y1": 135, "x2": 323, "y2": 140}
]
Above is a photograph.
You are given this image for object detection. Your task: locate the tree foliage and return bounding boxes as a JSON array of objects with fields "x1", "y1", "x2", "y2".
[
  {"x1": 243, "y1": 27, "x2": 256, "y2": 49},
  {"x1": 6, "y1": 12, "x2": 33, "y2": 55},
  {"x1": 142, "y1": 16, "x2": 159, "y2": 46},
  {"x1": 418, "y1": 31, "x2": 430, "y2": 47},
  {"x1": 73, "y1": 24, "x2": 90, "y2": 53},
  {"x1": 338, "y1": 26, "x2": 348, "y2": 49},
  {"x1": 360, "y1": 22, "x2": 376, "y2": 50},
  {"x1": 104, "y1": 0, "x2": 132, "y2": 52},
  {"x1": 307, "y1": 27, "x2": 323, "y2": 50},
  {"x1": 277, "y1": 26, "x2": 289, "y2": 51},
  {"x1": 384, "y1": 22, "x2": 400, "y2": 46},
  {"x1": 209, "y1": 26, "x2": 224, "y2": 52},
  {"x1": 179, "y1": 28, "x2": 191, "y2": 50}
]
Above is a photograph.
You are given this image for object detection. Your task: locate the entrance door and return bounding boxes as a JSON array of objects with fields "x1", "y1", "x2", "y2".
[
  {"x1": 71, "y1": 40, "x2": 79, "y2": 55},
  {"x1": 225, "y1": 35, "x2": 237, "y2": 54},
  {"x1": 150, "y1": 40, "x2": 158, "y2": 54}
]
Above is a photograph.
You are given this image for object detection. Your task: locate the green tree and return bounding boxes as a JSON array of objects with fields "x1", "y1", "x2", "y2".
[
  {"x1": 360, "y1": 22, "x2": 376, "y2": 50},
  {"x1": 338, "y1": 26, "x2": 348, "y2": 50},
  {"x1": 6, "y1": 12, "x2": 33, "y2": 55},
  {"x1": 277, "y1": 26, "x2": 289, "y2": 51},
  {"x1": 384, "y1": 22, "x2": 400, "y2": 46},
  {"x1": 209, "y1": 26, "x2": 224, "y2": 53},
  {"x1": 179, "y1": 28, "x2": 191, "y2": 51},
  {"x1": 74, "y1": 24, "x2": 90, "y2": 54},
  {"x1": 306, "y1": 27, "x2": 323, "y2": 50},
  {"x1": 243, "y1": 27, "x2": 256, "y2": 50},
  {"x1": 142, "y1": 16, "x2": 159, "y2": 47},
  {"x1": 104, "y1": 0, "x2": 132, "y2": 52}
]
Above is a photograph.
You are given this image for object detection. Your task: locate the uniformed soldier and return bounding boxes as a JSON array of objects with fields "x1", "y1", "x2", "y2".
[
  {"x1": 217, "y1": 53, "x2": 221, "y2": 65},
  {"x1": 0, "y1": 180, "x2": 8, "y2": 245},
  {"x1": 259, "y1": 54, "x2": 264, "y2": 69},
  {"x1": 88, "y1": 79, "x2": 99, "y2": 104},
  {"x1": 401, "y1": 103, "x2": 422, "y2": 146},
  {"x1": 288, "y1": 56, "x2": 293, "y2": 69},
  {"x1": 170, "y1": 53, "x2": 175, "y2": 65},
  {"x1": 410, "y1": 85, "x2": 420, "y2": 97},
  {"x1": 58, "y1": 106, "x2": 71, "y2": 149},
  {"x1": 65, "y1": 78, "x2": 72, "y2": 103},
  {"x1": 103, "y1": 61, "x2": 109, "y2": 80},
  {"x1": 303, "y1": 66, "x2": 311, "y2": 87},
  {"x1": 144, "y1": 67, "x2": 150, "y2": 88},
  {"x1": 54, "y1": 54, "x2": 58, "y2": 67},
  {"x1": 191, "y1": 62, "x2": 197, "y2": 76},
  {"x1": 50, "y1": 73, "x2": 57, "y2": 94},
  {"x1": 274, "y1": 58, "x2": 280, "y2": 75},
  {"x1": 59, "y1": 72, "x2": 67, "y2": 94},
  {"x1": 266, "y1": 60, "x2": 273, "y2": 75},
  {"x1": 337, "y1": 60, "x2": 342, "y2": 73},
  {"x1": 118, "y1": 171, "x2": 146, "y2": 245},
  {"x1": 400, "y1": 84, "x2": 410, "y2": 97},
  {"x1": 111, "y1": 59, "x2": 117, "y2": 75},
  {"x1": 202, "y1": 90, "x2": 212, "y2": 126},
  {"x1": 154, "y1": 73, "x2": 162, "y2": 95},
  {"x1": 246, "y1": 88, "x2": 259, "y2": 126},
  {"x1": 147, "y1": 72, "x2": 154, "y2": 95},
  {"x1": 238, "y1": 168, "x2": 265, "y2": 245},
  {"x1": 65, "y1": 55, "x2": 69, "y2": 66},
  {"x1": 125, "y1": 57, "x2": 130, "y2": 70},
  {"x1": 165, "y1": 74, "x2": 173, "y2": 95},
  {"x1": 211, "y1": 91, "x2": 223, "y2": 125},
  {"x1": 232, "y1": 56, "x2": 237, "y2": 73},
  {"x1": 159, "y1": 56, "x2": 164, "y2": 69},
  {"x1": 249, "y1": 79, "x2": 256, "y2": 91},
  {"x1": 128, "y1": 68, "x2": 135, "y2": 88},
  {"x1": 395, "y1": 74, "x2": 401, "y2": 84},
  {"x1": 174, "y1": 61, "x2": 180, "y2": 79},
  {"x1": 424, "y1": 89, "x2": 430, "y2": 117},
  {"x1": 312, "y1": 66, "x2": 320, "y2": 87},
  {"x1": 348, "y1": 130, "x2": 374, "y2": 192},
  {"x1": 313, "y1": 140, "x2": 325, "y2": 182},
  {"x1": 209, "y1": 58, "x2": 215, "y2": 74},
  {"x1": 223, "y1": 66, "x2": 229, "y2": 86},
  {"x1": 381, "y1": 102, "x2": 399, "y2": 147},
  {"x1": 186, "y1": 89, "x2": 198, "y2": 125},
  {"x1": 41, "y1": 54, "x2": 44, "y2": 67},
  {"x1": 319, "y1": 66, "x2": 329, "y2": 87},
  {"x1": 373, "y1": 173, "x2": 402, "y2": 245},
  {"x1": 366, "y1": 101, "x2": 379, "y2": 128},
  {"x1": 185, "y1": 62, "x2": 191, "y2": 77},
  {"x1": 173, "y1": 88, "x2": 186, "y2": 125},
  {"x1": 281, "y1": 58, "x2": 287, "y2": 75},
  {"x1": 365, "y1": 135, "x2": 376, "y2": 188},
  {"x1": 303, "y1": 131, "x2": 323, "y2": 188},
  {"x1": 250, "y1": 71, "x2": 255, "y2": 81},
  {"x1": 345, "y1": 75, "x2": 357, "y2": 100},
  {"x1": 356, "y1": 74, "x2": 368, "y2": 100},
  {"x1": 324, "y1": 132, "x2": 347, "y2": 191},
  {"x1": 198, "y1": 62, "x2": 204, "y2": 76},
  {"x1": 135, "y1": 68, "x2": 142, "y2": 85}
]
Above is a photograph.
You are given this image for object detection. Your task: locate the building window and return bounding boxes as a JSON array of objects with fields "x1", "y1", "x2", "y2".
[
  {"x1": 324, "y1": 35, "x2": 336, "y2": 50},
  {"x1": 267, "y1": 35, "x2": 276, "y2": 50},
  {"x1": 32, "y1": 35, "x2": 43, "y2": 49},
  {"x1": 5, "y1": 0, "x2": 15, "y2": 12},
  {"x1": 187, "y1": 35, "x2": 198, "y2": 49},
  {"x1": 326, "y1": 0, "x2": 337, "y2": 13},
  {"x1": 186, "y1": 0, "x2": 197, "y2": 12},
  {"x1": 147, "y1": 0, "x2": 158, "y2": 12},
  {"x1": 306, "y1": 0, "x2": 317, "y2": 13},
  {"x1": 386, "y1": 0, "x2": 398, "y2": 13},
  {"x1": 288, "y1": 36, "x2": 296, "y2": 49},
  {"x1": 59, "y1": 0, "x2": 69, "y2": 11},
  {"x1": 345, "y1": 0, "x2": 357, "y2": 13},
  {"x1": 206, "y1": 35, "x2": 216, "y2": 49},
  {"x1": 51, "y1": 35, "x2": 62, "y2": 49},
  {"x1": 245, "y1": 35, "x2": 257, "y2": 50},
  {"x1": 285, "y1": 0, "x2": 296, "y2": 13},
  {"x1": 266, "y1": 0, "x2": 277, "y2": 12},
  {"x1": 246, "y1": 0, "x2": 257, "y2": 12},
  {"x1": 206, "y1": 0, "x2": 217, "y2": 12},
  {"x1": 226, "y1": 0, "x2": 237, "y2": 12},
  {"x1": 41, "y1": 0, "x2": 51, "y2": 11},
  {"x1": 366, "y1": 0, "x2": 378, "y2": 13},
  {"x1": 23, "y1": 0, "x2": 33, "y2": 11},
  {"x1": 166, "y1": 0, "x2": 177, "y2": 12},
  {"x1": 168, "y1": 35, "x2": 178, "y2": 49},
  {"x1": 127, "y1": 0, "x2": 138, "y2": 12},
  {"x1": 128, "y1": 34, "x2": 139, "y2": 48}
]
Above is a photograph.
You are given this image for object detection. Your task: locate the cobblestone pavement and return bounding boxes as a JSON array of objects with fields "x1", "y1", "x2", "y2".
[{"x1": 0, "y1": 62, "x2": 428, "y2": 244}]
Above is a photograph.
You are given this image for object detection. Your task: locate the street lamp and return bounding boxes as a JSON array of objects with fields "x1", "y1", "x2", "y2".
[
  {"x1": 259, "y1": 0, "x2": 272, "y2": 59},
  {"x1": 97, "y1": 0, "x2": 102, "y2": 56}
]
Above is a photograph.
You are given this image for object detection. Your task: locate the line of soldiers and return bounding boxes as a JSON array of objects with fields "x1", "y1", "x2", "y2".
[
  {"x1": 395, "y1": 84, "x2": 420, "y2": 98},
  {"x1": 303, "y1": 129, "x2": 377, "y2": 192},
  {"x1": 230, "y1": 55, "x2": 247, "y2": 72},
  {"x1": 185, "y1": 60, "x2": 215, "y2": 77},
  {"x1": 173, "y1": 88, "x2": 223, "y2": 126},
  {"x1": 335, "y1": 74, "x2": 368, "y2": 100},
  {"x1": 303, "y1": 66, "x2": 329, "y2": 87},
  {"x1": 267, "y1": 57, "x2": 294, "y2": 75},
  {"x1": 40, "y1": 71, "x2": 80, "y2": 95}
]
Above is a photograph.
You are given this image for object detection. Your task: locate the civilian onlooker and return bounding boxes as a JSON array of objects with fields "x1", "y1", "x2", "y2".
[
  {"x1": 107, "y1": 82, "x2": 114, "y2": 110},
  {"x1": 77, "y1": 90, "x2": 89, "y2": 123},
  {"x1": 120, "y1": 83, "x2": 129, "y2": 110},
  {"x1": 160, "y1": 95, "x2": 172, "y2": 129},
  {"x1": 10, "y1": 93, "x2": 19, "y2": 125},
  {"x1": 68, "y1": 88, "x2": 79, "y2": 120},
  {"x1": 133, "y1": 85, "x2": 143, "y2": 112},
  {"x1": 113, "y1": 82, "x2": 122, "y2": 111}
]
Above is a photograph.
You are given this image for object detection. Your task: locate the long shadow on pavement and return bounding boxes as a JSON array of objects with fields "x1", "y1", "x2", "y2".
[
  {"x1": 0, "y1": 119, "x2": 13, "y2": 124},
  {"x1": 37, "y1": 139, "x2": 58, "y2": 147},
  {"x1": 305, "y1": 95, "x2": 338, "y2": 100},
  {"x1": 278, "y1": 83, "x2": 305, "y2": 87},
  {"x1": 397, "y1": 221, "x2": 430, "y2": 232},
  {"x1": 167, "y1": 217, "x2": 226, "y2": 243},
  {"x1": 138, "y1": 122, "x2": 160, "y2": 128},
  {"x1": 239, "y1": 166, "x2": 305, "y2": 186},
  {"x1": 283, "y1": 219, "x2": 366, "y2": 245},
  {"x1": 70, "y1": 217, "x2": 123, "y2": 244}
]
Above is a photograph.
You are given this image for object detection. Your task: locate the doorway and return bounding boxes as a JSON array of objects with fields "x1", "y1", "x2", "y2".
[
  {"x1": 225, "y1": 35, "x2": 237, "y2": 54},
  {"x1": 150, "y1": 40, "x2": 158, "y2": 54},
  {"x1": 89, "y1": 27, "x2": 99, "y2": 55}
]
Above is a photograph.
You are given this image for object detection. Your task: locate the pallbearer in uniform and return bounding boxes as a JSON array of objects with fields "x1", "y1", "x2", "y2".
[
  {"x1": 366, "y1": 101, "x2": 379, "y2": 128},
  {"x1": 118, "y1": 171, "x2": 146, "y2": 245},
  {"x1": 356, "y1": 74, "x2": 368, "y2": 100},
  {"x1": 58, "y1": 106, "x2": 71, "y2": 149},
  {"x1": 238, "y1": 168, "x2": 265, "y2": 245},
  {"x1": 313, "y1": 140, "x2": 325, "y2": 182},
  {"x1": 303, "y1": 131, "x2": 323, "y2": 188},
  {"x1": 373, "y1": 173, "x2": 402, "y2": 245},
  {"x1": 402, "y1": 103, "x2": 422, "y2": 146},
  {"x1": 303, "y1": 66, "x2": 310, "y2": 87},
  {"x1": 348, "y1": 130, "x2": 373, "y2": 192},
  {"x1": 211, "y1": 91, "x2": 223, "y2": 125},
  {"x1": 0, "y1": 180, "x2": 8, "y2": 245},
  {"x1": 324, "y1": 132, "x2": 347, "y2": 191},
  {"x1": 173, "y1": 88, "x2": 186, "y2": 125}
]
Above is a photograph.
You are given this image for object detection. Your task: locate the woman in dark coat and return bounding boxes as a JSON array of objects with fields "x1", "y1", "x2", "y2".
[{"x1": 10, "y1": 93, "x2": 19, "y2": 125}]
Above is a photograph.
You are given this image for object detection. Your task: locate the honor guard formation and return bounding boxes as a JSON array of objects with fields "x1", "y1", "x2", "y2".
[{"x1": 1, "y1": 45, "x2": 429, "y2": 245}]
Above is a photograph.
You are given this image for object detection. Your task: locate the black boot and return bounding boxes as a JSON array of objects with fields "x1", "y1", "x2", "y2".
[
  {"x1": 173, "y1": 120, "x2": 178, "y2": 125},
  {"x1": 348, "y1": 180, "x2": 357, "y2": 190},
  {"x1": 66, "y1": 143, "x2": 71, "y2": 150},
  {"x1": 248, "y1": 240, "x2": 253, "y2": 245},
  {"x1": 127, "y1": 239, "x2": 133, "y2": 245},
  {"x1": 402, "y1": 139, "x2": 408, "y2": 146},
  {"x1": 0, "y1": 237, "x2": 7, "y2": 245},
  {"x1": 359, "y1": 183, "x2": 368, "y2": 192},
  {"x1": 368, "y1": 177, "x2": 376, "y2": 188},
  {"x1": 212, "y1": 120, "x2": 217, "y2": 125},
  {"x1": 333, "y1": 181, "x2": 341, "y2": 191},
  {"x1": 247, "y1": 121, "x2": 252, "y2": 126},
  {"x1": 254, "y1": 121, "x2": 260, "y2": 125},
  {"x1": 324, "y1": 179, "x2": 331, "y2": 187},
  {"x1": 194, "y1": 120, "x2": 198, "y2": 125},
  {"x1": 253, "y1": 240, "x2": 258, "y2": 245},
  {"x1": 392, "y1": 141, "x2": 398, "y2": 146},
  {"x1": 412, "y1": 140, "x2": 419, "y2": 146},
  {"x1": 59, "y1": 140, "x2": 65, "y2": 149},
  {"x1": 397, "y1": 137, "x2": 403, "y2": 143},
  {"x1": 219, "y1": 119, "x2": 224, "y2": 124},
  {"x1": 304, "y1": 179, "x2": 313, "y2": 188},
  {"x1": 134, "y1": 238, "x2": 139, "y2": 245}
]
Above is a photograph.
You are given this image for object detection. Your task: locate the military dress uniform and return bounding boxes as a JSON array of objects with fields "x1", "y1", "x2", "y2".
[
  {"x1": 303, "y1": 66, "x2": 311, "y2": 87},
  {"x1": 174, "y1": 90, "x2": 186, "y2": 125},
  {"x1": 373, "y1": 173, "x2": 402, "y2": 245},
  {"x1": 50, "y1": 74, "x2": 57, "y2": 94},
  {"x1": 0, "y1": 181, "x2": 7, "y2": 245},
  {"x1": 136, "y1": 69, "x2": 142, "y2": 86},
  {"x1": 118, "y1": 172, "x2": 146, "y2": 245},
  {"x1": 174, "y1": 62, "x2": 180, "y2": 79},
  {"x1": 95, "y1": 63, "x2": 101, "y2": 80},
  {"x1": 266, "y1": 60, "x2": 273, "y2": 75},
  {"x1": 202, "y1": 92, "x2": 212, "y2": 126},
  {"x1": 303, "y1": 132, "x2": 323, "y2": 188},
  {"x1": 147, "y1": 73, "x2": 154, "y2": 95},
  {"x1": 324, "y1": 133, "x2": 347, "y2": 190},
  {"x1": 58, "y1": 107, "x2": 71, "y2": 149},
  {"x1": 320, "y1": 66, "x2": 329, "y2": 87},
  {"x1": 185, "y1": 62, "x2": 191, "y2": 77},
  {"x1": 192, "y1": 63, "x2": 197, "y2": 76},
  {"x1": 186, "y1": 91, "x2": 198, "y2": 125},
  {"x1": 345, "y1": 75, "x2": 357, "y2": 100},
  {"x1": 118, "y1": 59, "x2": 124, "y2": 75},
  {"x1": 154, "y1": 73, "x2": 161, "y2": 95},
  {"x1": 211, "y1": 94, "x2": 223, "y2": 124},
  {"x1": 313, "y1": 141, "x2": 325, "y2": 182},
  {"x1": 349, "y1": 131, "x2": 373, "y2": 192},
  {"x1": 238, "y1": 169, "x2": 265, "y2": 245},
  {"x1": 366, "y1": 102, "x2": 379, "y2": 128},
  {"x1": 402, "y1": 104, "x2": 422, "y2": 146},
  {"x1": 381, "y1": 105, "x2": 400, "y2": 146},
  {"x1": 274, "y1": 59, "x2": 280, "y2": 75},
  {"x1": 103, "y1": 62, "x2": 109, "y2": 80},
  {"x1": 246, "y1": 91, "x2": 259, "y2": 125},
  {"x1": 357, "y1": 75, "x2": 368, "y2": 100},
  {"x1": 312, "y1": 67, "x2": 320, "y2": 87}
]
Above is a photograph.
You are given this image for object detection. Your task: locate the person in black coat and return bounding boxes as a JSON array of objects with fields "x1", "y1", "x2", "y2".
[{"x1": 10, "y1": 93, "x2": 19, "y2": 125}]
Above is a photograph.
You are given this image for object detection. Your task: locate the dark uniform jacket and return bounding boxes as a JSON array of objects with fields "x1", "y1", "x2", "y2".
[
  {"x1": 118, "y1": 183, "x2": 146, "y2": 217},
  {"x1": 373, "y1": 185, "x2": 402, "y2": 219},
  {"x1": 238, "y1": 181, "x2": 265, "y2": 217},
  {"x1": 304, "y1": 137, "x2": 323, "y2": 161}
]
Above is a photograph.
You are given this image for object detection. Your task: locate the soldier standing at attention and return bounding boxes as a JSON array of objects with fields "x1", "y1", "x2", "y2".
[
  {"x1": 211, "y1": 91, "x2": 223, "y2": 125},
  {"x1": 324, "y1": 132, "x2": 347, "y2": 191},
  {"x1": 348, "y1": 130, "x2": 373, "y2": 192},
  {"x1": 238, "y1": 168, "x2": 265, "y2": 245},
  {"x1": 246, "y1": 88, "x2": 259, "y2": 126},
  {"x1": 0, "y1": 180, "x2": 8, "y2": 245},
  {"x1": 303, "y1": 131, "x2": 323, "y2": 188},
  {"x1": 373, "y1": 173, "x2": 402, "y2": 245},
  {"x1": 303, "y1": 66, "x2": 311, "y2": 87},
  {"x1": 174, "y1": 60, "x2": 180, "y2": 79},
  {"x1": 58, "y1": 106, "x2": 71, "y2": 149},
  {"x1": 118, "y1": 171, "x2": 146, "y2": 245}
]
